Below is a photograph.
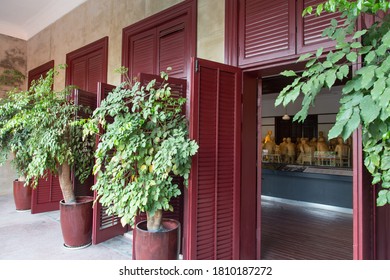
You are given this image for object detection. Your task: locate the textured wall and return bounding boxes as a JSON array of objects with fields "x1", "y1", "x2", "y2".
[
  {"x1": 198, "y1": 0, "x2": 224, "y2": 63},
  {"x1": 26, "y1": 0, "x2": 225, "y2": 89},
  {"x1": 0, "y1": 34, "x2": 26, "y2": 195},
  {"x1": 0, "y1": 34, "x2": 27, "y2": 97}
]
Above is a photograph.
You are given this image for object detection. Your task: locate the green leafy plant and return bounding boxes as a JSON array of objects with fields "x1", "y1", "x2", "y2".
[
  {"x1": 15, "y1": 65, "x2": 95, "y2": 203},
  {"x1": 0, "y1": 89, "x2": 32, "y2": 179},
  {"x1": 276, "y1": 0, "x2": 390, "y2": 205},
  {"x1": 84, "y1": 67, "x2": 198, "y2": 231}
]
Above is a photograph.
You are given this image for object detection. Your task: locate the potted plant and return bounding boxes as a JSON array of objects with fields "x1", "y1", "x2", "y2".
[
  {"x1": 83, "y1": 67, "x2": 198, "y2": 259},
  {"x1": 0, "y1": 89, "x2": 33, "y2": 211},
  {"x1": 19, "y1": 65, "x2": 96, "y2": 248}
]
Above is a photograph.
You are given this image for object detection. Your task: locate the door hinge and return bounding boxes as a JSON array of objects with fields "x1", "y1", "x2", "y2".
[{"x1": 195, "y1": 59, "x2": 199, "y2": 72}]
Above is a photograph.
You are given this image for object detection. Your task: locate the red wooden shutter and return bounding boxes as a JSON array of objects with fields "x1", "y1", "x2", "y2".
[
  {"x1": 128, "y1": 30, "x2": 157, "y2": 79},
  {"x1": 31, "y1": 172, "x2": 62, "y2": 214},
  {"x1": 122, "y1": 0, "x2": 196, "y2": 80},
  {"x1": 158, "y1": 18, "x2": 187, "y2": 79},
  {"x1": 92, "y1": 82, "x2": 127, "y2": 245},
  {"x1": 28, "y1": 61, "x2": 64, "y2": 214},
  {"x1": 66, "y1": 37, "x2": 108, "y2": 92},
  {"x1": 239, "y1": 0, "x2": 296, "y2": 65},
  {"x1": 297, "y1": 0, "x2": 346, "y2": 53},
  {"x1": 70, "y1": 58, "x2": 87, "y2": 91},
  {"x1": 72, "y1": 89, "x2": 96, "y2": 197},
  {"x1": 187, "y1": 58, "x2": 241, "y2": 260}
]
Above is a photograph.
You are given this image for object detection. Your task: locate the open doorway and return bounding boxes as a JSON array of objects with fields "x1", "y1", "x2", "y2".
[{"x1": 257, "y1": 73, "x2": 353, "y2": 259}]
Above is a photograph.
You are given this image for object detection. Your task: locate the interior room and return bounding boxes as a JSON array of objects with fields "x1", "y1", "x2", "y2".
[{"x1": 259, "y1": 74, "x2": 353, "y2": 260}]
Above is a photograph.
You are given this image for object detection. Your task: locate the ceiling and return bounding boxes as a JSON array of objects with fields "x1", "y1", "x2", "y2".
[{"x1": 0, "y1": 0, "x2": 87, "y2": 40}]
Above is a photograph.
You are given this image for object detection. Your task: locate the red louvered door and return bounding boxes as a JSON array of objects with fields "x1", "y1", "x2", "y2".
[
  {"x1": 73, "y1": 89, "x2": 96, "y2": 197},
  {"x1": 157, "y1": 17, "x2": 188, "y2": 79},
  {"x1": 31, "y1": 172, "x2": 62, "y2": 214},
  {"x1": 186, "y1": 58, "x2": 242, "y2": 260},
  {"x1": 128, "y1": 29, "x2": 157, "y2": 79},
  {"x1": 66, "y1": 37, "x2": 108, "y2": 94},
  {"x1": 92, "y1": 82, "x2": 127, "y2": 245},
  {"x1": 297, "y1": 0, "x2": 347, "y2": 53},
  {"x1": 28, "y1": 61, "x2": 64, "y2": 214},
  {"x1": 239, "y1": 0, "x2": 296, "y2": 65}
]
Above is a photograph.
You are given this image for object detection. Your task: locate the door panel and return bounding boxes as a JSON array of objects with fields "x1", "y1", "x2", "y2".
[
  {"x1": 92, "y1": 82, "x2": 127, "y2": 245},
  {"x1": 28, "y1": 60, "x2": 63, "y2": 214},
  {"x1": 31, "y1": 172, "x2": 62, "y2": 214},
  {"x1": 73, "y1": 89, "x2": 96, "y2": 197},
  {"x1": 187, "y1": 58, "x2": 242, "y2": 260}
]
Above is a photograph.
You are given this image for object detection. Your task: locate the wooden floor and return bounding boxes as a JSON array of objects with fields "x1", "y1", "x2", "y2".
[{"x1": 261, "y1": 198, "x2": 353, "y2": 260}]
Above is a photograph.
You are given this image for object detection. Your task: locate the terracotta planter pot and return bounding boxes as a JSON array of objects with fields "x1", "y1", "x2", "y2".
[
  {"x1": 135, "y1": 218, "x2": 180, "y2": 260},
  {"x1": 60, "y1": 196, "x2": 93, "y2": 249},
  {"x1": 13, "y1": 180, "x2": 32, "y2": 211}
]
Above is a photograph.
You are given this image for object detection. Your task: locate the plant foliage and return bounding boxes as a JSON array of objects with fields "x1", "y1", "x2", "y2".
[
  {"x1": 25, "y1": 66, "x2": 95, "y2": 190},
  {"x1": 276, "y1": 0, "x2": 390, "y2": 205},
  {"x1": 0, "y1": 89, "x2": 32, "y2": 176},
  {"x1": 5, "y1": 65, "x2": 95, "y2": 198},
  {"x1": 84, "y1": 68, "x2": 198, "y2": 227}
]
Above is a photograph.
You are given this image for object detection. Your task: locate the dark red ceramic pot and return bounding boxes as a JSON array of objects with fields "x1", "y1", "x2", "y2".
[
  {"x1": 13, "y1": 180, "x2": 32, "y2": 211},
  {"x1": 135, "y1": 218, "x2": 180, "y2": 260},
  {"x1": 60, "y1": 196, "x2": 93, "y2": 248}
]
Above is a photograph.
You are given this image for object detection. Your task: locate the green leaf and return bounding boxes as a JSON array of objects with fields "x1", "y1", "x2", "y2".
[
  {"x1": 283, "y1": 85, "x2": 301, "y2": 107},
  {"x1": 351, "y1": 42, "x2": 362, "y2": 49},
  {"x1": 339, "y1": 65, "x2": 349, "y2": 78},
  {"x1": 281, "y1": 70, "x2": 297, "y2": 77},
  {"x1": 358, "y1": 46, "x2": 373, "y2": 55},
  {"x1": 352, "y1": 29, "x2": 367, "y2": 39},
  {"x1": 360, "y1": 96, "x2": 380, "y2": 124},
  {"x1": 306, "y1": 58, "x2": 317, "y2": 68},
  {"x1": 346, "y1": 52, "x2": 357, "y2": 62},
  {"x1": 298, "y1": 53, "x2": 313, "y2": 62},
  {"x1": 329, "y1": 121, "x2": 346, "y2": 139},
  {"x1": 379, "y1": 88, "x2": 390, "y2": 112},
  {"x1": 341, "y1": 107, "x2": 361, "y2": 140},
  {"x1": 316, "y1": 3, "x2": 324, "y2": 15},
  {"x1": 316, "y1": 47, "x2": 324, "y2": 58},
  {"x1": 371, "y1": 79, "x2": 385, "y2": 100},
  {"x1": 329, "y1": 52, "x2": 345, "y2": 64},
  {"x1": 323, "y1": 60, "x2": 333, "y2": 68},
  {"x1": 303, "y1": 6, "x2": 313, "y2": 16},
  {"x1": 361, "y1": 65, "x2": 377, "y2": 89},
  {"x1": 326, "y1": 69, "x2": 337, "y2": 88},
  {"x1": 377, "y1": 190, "x2": 389, "y2": 206},
  {"x1": 331, "y1": 18, "x2": 338, "y2": 27},
  {"x1": 381, "y1": 154, "x2": 390, "y2": 171},
  {"x1": 364, "y1": 51, "x2": 376, "y2": 64}
]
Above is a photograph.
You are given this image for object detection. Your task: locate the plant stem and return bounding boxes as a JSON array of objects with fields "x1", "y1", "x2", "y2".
[
  {"x1": 146, "y1": 209, "x2": 163, "y2": 231},
  {"x1": 58, "y1": 162, "x2": 76, "y2": 203}
]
